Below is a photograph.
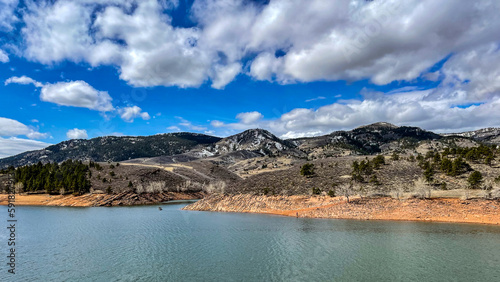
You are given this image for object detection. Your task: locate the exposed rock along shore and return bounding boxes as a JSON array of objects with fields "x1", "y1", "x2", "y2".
[
  {"x1": 183, "y1": 194, "x2": 500, "y2": 225},
  {"x1": 0, "y1": 192, "x2": 205, "y2": 207}
]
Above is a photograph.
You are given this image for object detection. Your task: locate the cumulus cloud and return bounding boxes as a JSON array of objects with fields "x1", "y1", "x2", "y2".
[
  {"x1": 118, "y1": 106, "x2": 150, "y2": 122},
  {"x1": 12, "y1": 0, "x2": 500, "y2": 92},
  {"x1": 6, "y1": 0, "x2": 500, "y2": 135},
  {"x1": 0, "y1": 49, "x2": 8, "y2": 63},
  {"x1": 235, "y1": 111, "x2": 263, "y2": 124},
  {"x1": 0, "y1": 117, "x2": 48, "y2": 139},
  {"x1": 40, "y1": 81, "x2": 114, "y2": 111},
  {"x1": 5, "y1": 76, "x2": 43, "y2": 87},
  {"x1": 66, "y1": 128, "x2": 88, "y2": 139},
  {"x1": 211, "y1": 87, "x2": 500, "y2": 138},
  {"x1": 11, "y1": 0, "x2": 500, "y2": 91},
  {"x1": 5, "y1": 76, "x2": 115, "y2": 111},
  {"x1": 0, "y1": 137, "x2": 51, "y2": 159}
]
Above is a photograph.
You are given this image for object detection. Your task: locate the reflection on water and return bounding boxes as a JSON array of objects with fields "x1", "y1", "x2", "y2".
[{"x1": 3, "y1": 204, "x2": 500, "y2": 281}]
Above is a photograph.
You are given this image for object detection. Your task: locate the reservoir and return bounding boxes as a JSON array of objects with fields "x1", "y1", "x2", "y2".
[{"x1": 2, "y1": 202, "x2": 500, "y2": 281}]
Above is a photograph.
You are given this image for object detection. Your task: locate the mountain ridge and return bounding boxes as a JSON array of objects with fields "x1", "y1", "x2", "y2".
[{"x1": 2, "y1": 123, "x2": 500, "y2": 168}]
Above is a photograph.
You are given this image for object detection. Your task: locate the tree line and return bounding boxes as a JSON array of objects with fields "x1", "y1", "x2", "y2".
[{"x1": 13, "y1": 160, "x2": 91, "y2": 195}]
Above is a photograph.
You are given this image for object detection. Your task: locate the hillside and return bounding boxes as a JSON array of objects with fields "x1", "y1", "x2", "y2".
[
  {"x1": 0, "y1": 133, "x2": 221, "y2": 168},
  {"x1": 205, "y1": 129, "x2": 297, "y2": 155},
  {"x1": 290, "y1": 122, "x2": 441, "y2": 156},
  {"x1": 443, "y1": 127, "x2": 500, "y2": 144}
]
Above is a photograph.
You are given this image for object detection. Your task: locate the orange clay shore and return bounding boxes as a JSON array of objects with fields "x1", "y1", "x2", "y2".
[
  {"x1": 2, "y1": 193, "x2": 499, "y2": 225},
  {"x1": 183, "y1": 194, "x2": 500, "y2": 225},
  {"x1": 0, "y1": 192, "x2": 204, "y2": 207}
]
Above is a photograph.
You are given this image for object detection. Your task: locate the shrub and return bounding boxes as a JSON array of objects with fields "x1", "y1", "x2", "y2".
[
  {"x1": 468, "y1": 171, "x2": 483, "y2": 189},
  {"x1": 372, "y1": 155, "x2": 385, "y2": 169},
  {"x1": 369, "y1": 175, "x2": 381, "y2": 185},
  {"x1": 311, "y1": 187, "x2": 321, "y2": 195},
  {"x1": 328, "y1": 190, "x2": 335, "y2": 197},
  {"x1": 440, "y1": 182, "x2": 448, "y2": 190},
  {"x1": 391, "y1": 152, "x2": 400, "y2": 161},
  {"x1": 300, "y1": 163, "x2": 315, "y2": 177}
]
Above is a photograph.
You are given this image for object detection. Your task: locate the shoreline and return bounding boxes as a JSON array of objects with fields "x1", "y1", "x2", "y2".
[
  {"x1": 182, "y1": 194, "x2": 500, "y2": 225},
  {"x1": 2, "y1": 193, "x2": 499, "y2": 226},
  {"x1": 0, "y1": 192, "x2": 205, "y2": 207}
]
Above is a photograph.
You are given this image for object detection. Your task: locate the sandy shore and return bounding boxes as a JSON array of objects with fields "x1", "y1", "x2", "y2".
[
  {"x1": 0, "y1": 192, "x2": 204, "y2": 207},
  {"x1": 183, "y1": 194, "x2": 500, "y2": 225}
]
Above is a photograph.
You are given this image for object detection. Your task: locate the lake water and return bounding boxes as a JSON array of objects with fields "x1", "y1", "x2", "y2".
[{"x1": 2, "y1": 201, "x2": 500, "y2": 281}]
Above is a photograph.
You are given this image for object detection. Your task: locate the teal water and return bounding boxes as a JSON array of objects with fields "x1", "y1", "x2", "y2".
[{"x1": 1, "y1": 202, "x2": 500, "y2": 281}]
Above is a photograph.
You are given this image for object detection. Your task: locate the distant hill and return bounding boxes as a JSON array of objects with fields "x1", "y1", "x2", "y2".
[
  {"x1": 206, "y1": 129, "x2": 297, "y2": 155},
  {"x1": 2, "y1": 123, "x2": 500, "y2": 169},
  {"x1": 0, "y1": 133, "x2": 221, "y2": 168},
  {"x1": 442, "y1": 128, "x2": 500, "y2": 144},
  {"x1": 291, "y1": 122, "x2": 441, "y2": 154}
]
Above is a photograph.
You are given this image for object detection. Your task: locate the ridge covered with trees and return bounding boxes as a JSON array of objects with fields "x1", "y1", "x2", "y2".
[{"x1": 13, "y1": 160, "x2": 91, "y2": 195}]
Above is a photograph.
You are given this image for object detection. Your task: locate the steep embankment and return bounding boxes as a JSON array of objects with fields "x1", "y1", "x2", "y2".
[
  {"x1": 0, "y1": 192, "x2": 205, "y2": 207},
  {"x1": 183, "y1": 194, "x2": 500, "y2": 225}
]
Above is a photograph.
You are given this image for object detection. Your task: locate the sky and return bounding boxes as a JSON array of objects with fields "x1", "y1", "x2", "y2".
[{"x1": 1, "y1": 0, "x2": 500, "y2": 158}]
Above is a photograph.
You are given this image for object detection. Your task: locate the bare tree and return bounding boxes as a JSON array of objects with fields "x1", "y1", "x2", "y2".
[
  {"x1": 412, "y1": 177, "x2": 431, "y2": 199},
  {"x1": 337, "y1": 182, "x2": 354, "y2": 202},
  {"x1": 14, "y1": 182, "x2": 24, "y2": 194},
  {"x1": 205, "y1": 180, "x2": 226, "y2": 194},
  {"x1": 392, "y1": 184, "x2": 406, "y2": 200},
  {"x1": 136, "y1": 181, "x2": 166, "y2": 194}
]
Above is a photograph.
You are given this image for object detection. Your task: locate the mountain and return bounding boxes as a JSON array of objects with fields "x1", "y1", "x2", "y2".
[
  {"x1": 204, "y1": 129, "x2": 297, "y2": 156},
  {"x1": 442, "y1": 128, "x2": 500, "y2": 144},
  {"x1": 2, "y1": 123, "x2": 500, "y2": 169},
  {"x1": 0, "y1": 133, "x2": 221, "y2": 168},
  {"x1": 291, "y1": 122, "x2": 441, "y2": 154}
]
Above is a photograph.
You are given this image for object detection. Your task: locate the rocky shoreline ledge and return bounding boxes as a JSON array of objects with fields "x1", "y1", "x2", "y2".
[
  {"x1": 0, "y1": 192, "x2": 205, "y2": 207},
  {"x1": 183, "y1": 194, "x2": 500, "y2": 225}
]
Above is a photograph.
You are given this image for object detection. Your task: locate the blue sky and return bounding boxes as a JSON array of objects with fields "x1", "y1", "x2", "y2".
[{"x1": 1, "y1": 0, "x2": 500, "y2": 158}]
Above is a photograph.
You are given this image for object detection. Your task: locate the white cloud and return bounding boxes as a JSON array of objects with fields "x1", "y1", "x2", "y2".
[
  {"x1": 118, "y1": 106, "x2": 150, "y2": 122},
  {"x1": 235, "y1": 111, "x2": 263, "y2": 124},
  {"x1": 0, "y1": 49, "x2": 8, "y2": 63},
  {"x1": 66, "y1": 128, "x2": 88, "y2": 139},
  {"x1": 5, "y1": 76, "x2": 43, "y2": 87},
  {"x1": 0, "y1": 137, "x2": 51, "y2": 159},
  {"x1": 305, "y1": 96, "x2": 326, "y2": 102},
  {"x1": 175, "y1": 116, "x2": 207, "y2": 131},
  {"x1": 6, "y1": 0, "x2": 500, "y2": 136},
  {"x1": 211, "y1": 86, "x2": 500, "y2": 138},
  {"x1": 210, "y1": 120, "x2": 225, "y2": 128},
  {"x1": 211, "y1": 62, "x2": 241, "y2": 89},
  {"x1": 0, "y1": 0, "x2": 18, "y2": 31},
  {"x1": 14, "y1": 0, "x2": 500, "y2": 91},
  {"x1": 40, "y1": 81, "x2": 114, "y2": 111},
  {"x1": 166, "y1": 126, "x2": 181, "y2": 131},
  {"x1": 0, "y1": 117, "x2": 48, "y2": 139}
]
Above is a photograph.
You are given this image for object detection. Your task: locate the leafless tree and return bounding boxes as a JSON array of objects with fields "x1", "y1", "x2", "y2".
[
  {"x1": 205, "y1": 180, "x2": 226, "y2": 194},
  {"x1": 337, "y1": 182, "x2": 354, "y2": 202},
  {"x1": 14, "y1": 182, "x2": 24, "y2": 193},
  {"x1": 412, "y1": 177, "x2": 431, "y2": 199}
]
